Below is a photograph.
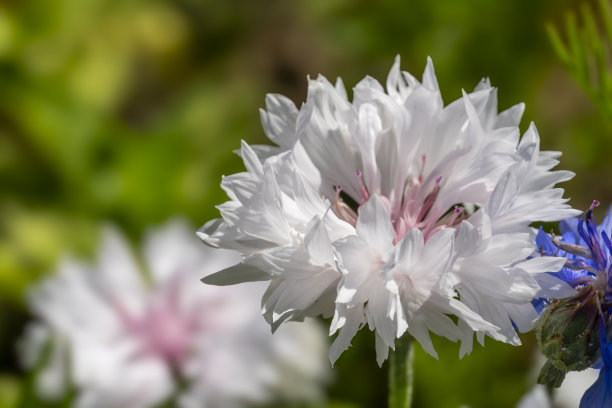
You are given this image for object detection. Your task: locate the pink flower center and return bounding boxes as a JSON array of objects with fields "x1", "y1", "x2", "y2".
[
  {"x1": 332, "y1": 156, "x2": 466, "y2": 243},
  {"x1": 116, "y1": 280, "x2": 198, "y2": 366}
]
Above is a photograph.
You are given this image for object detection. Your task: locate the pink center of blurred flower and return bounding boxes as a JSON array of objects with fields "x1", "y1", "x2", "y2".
[{"x1": 116, "y1": 279, "x2": 198, "y2": 366}]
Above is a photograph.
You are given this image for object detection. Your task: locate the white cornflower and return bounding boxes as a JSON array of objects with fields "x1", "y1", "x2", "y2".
[
  {"x1": 20, "y1": 220, "x2": 329, "y2": 408},
  {"x1": 199, "y1": 57, "x2": 578, "y2": 364}
]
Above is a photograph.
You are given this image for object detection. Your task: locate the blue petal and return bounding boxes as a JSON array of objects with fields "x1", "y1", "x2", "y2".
[
  {"x1": 599, "y1": 318, "x2": 612, "y2": 368},
  {"x1": 548, "y1": 267, "x2": 590, "y2": 286},
  {"x1": 603, "y1": 231, "x2": 612, "y2": 251},
  {"x1": 578, "y1": 217, "x2": 591, "y2": 248},
  {"x1": 580, "y1": 367, "x2": 612, "y2": 408},
  {"x1": 560, "y1": 217, "x2": 580, "y2": 234},
  {"x1": 590, "y1": 240, "x2": 608, "y2": 272},
  {"x1": 597, "y1": 205, "x2": 612, "y2": 238},
  {"x1": 536, "y1": 226, "x2": 556, "y2": 255},
  {"x1": 580, "y1": 314, "x2": 612, "y2": 407},
  {"x1": 531, "y1": 297, "x2": 548, "y2": 314},
  {"x1": 577, "y1": 212, "x2": 606, "y2": 271}
]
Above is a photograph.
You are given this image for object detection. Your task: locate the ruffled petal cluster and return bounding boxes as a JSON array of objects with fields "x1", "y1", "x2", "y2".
[
  {"x1": 200, "y1": 57, "x2": 578, "y2": 364},
  {"x1": 20, "y1": 220, "x2": 329, "y2": 408}
]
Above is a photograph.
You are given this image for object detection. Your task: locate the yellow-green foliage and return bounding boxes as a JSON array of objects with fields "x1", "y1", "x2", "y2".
[{"x1": 548, "y1": 0, "x2": 612, "y2": 118}]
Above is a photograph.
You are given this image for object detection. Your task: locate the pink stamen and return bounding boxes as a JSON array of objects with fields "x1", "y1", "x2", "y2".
[
  {"x1": 331, "y1": 156, "x2": 476, "y2": 246},
  {"x1": 419, "y1": 155, "x2": 426, "y2": 183},
  {"x1": 424, "y1": 225, "x2": 446, "y2": 241},
  {"x1": 379, "y1": 195, "x2": 393, "y2": 217},
  {"x1": 331, "y1": 185, "x2": 358, "y2": 227},
  {"x1": 448, "y1": 206, "x2": 461, "y2": 226},
  {"x1": 417, "y1": 176, "x2": 442, "y2": 222},
  {"x1": 356, "y1": 170, "x2": 369, "y2": 201},
  {"x1": 393, "y1": 218, "x2": 408, "y2": 245},
  {"x1": 590, "y1": 200, "x2": 600, "y2": 211},
  {"x1": 335, "y1": 185, "x2": 342, "y2": 198}
]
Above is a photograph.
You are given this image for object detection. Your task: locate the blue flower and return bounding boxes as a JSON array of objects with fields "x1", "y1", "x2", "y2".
[
  {"x1": 535, "y1": 201, "x2": 612, "y2": 407},
  {"x1": 580, "y1": 318, "x2": 612, "y2": 407},
  {"x1": 535, "y1": 200, "x2": 612, "y2": 298}
]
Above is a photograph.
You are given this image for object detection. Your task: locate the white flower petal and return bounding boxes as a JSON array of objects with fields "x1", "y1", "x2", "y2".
[
  {"x1": 329, "y1": 304, "x2": 365, "y2": 365},
  {"x1": 356, "y1": 195, "x2": 395, "y2": 253}
]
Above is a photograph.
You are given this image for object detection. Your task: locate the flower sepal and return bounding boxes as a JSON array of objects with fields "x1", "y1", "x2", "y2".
[
  {"x1": 536, "y1": 286, "x2": 601, "y2": 388},
  {"x1": 537, "y1": 360, "x2": 567, "y2": 388}
]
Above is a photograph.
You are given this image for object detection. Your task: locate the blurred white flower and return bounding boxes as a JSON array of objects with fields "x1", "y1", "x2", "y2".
[
  {"x1": 554, "y1": 368, "x2": 600, "y2": 408},
  {"x1": 199, "y1": 57, "x2": 578, "y2": 364},
  {"x1": 515, "y1": 385, "x2": 551, "y2": 408},
  {"x1": 20, "y1": 219, "x2": 329, "y2": 408},
  {"x1": 514, "y1": 369, "x2": 600, "y2": 408}
]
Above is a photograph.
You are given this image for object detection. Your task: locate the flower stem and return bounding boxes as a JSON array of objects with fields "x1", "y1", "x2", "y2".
[{"x1": 389, "y1": 334, "x2": 414, "y2": 408}]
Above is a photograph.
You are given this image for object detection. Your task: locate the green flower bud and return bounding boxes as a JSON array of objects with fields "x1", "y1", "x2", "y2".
[{"x1": 536, "y1": 286, "x2": 601, "y2": 388}]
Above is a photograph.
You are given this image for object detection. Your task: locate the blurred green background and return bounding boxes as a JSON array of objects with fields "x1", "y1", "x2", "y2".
[{"x1": 0, "y1": 0, "x2": 608, "y2": 407}]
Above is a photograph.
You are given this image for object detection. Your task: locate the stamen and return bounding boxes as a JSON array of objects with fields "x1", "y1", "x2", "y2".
[
  {"x1": 569, "y1": 275, "x2": 596, "y2": 288},
  {"x1": 355, "y1": 170, "x2": 369, "y2": 202},
  {"x1": 552, "y1": 234, "x2": 593, "y2": 259},
  {"x1": 331, "y1": 185, "x2": 358, "y2": 227},
  {"x1": 564, "y1": 258, "x2": 598, "y2": 274},
  {"x1": 424, "y1": 225, "x2": 446, "y2": 241},
  {"x1": 448, "y1": 205, "x2": 461, "y2": 227},
  {"x1": 417, "y1": 176, "x2": 442, "y2": 222},
  {"x1": 582, "y1": 203, "x2": 608, "y2": 271},
  {"x1": 419, "y1": 155, "x2": 426, "y2": 183},
  {"x1": 539, "y1": 245, "x2": 550, "y2": 256}
]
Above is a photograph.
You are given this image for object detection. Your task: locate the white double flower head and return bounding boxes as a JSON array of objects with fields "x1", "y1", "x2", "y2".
[{"x1": 200, "y1": 57, "x2": 579, "y2": 365}]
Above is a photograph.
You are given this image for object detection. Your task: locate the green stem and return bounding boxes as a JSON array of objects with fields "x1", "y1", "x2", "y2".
[{"x1": 389, "y1": 334, "x2": 414, "y2": 408}]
